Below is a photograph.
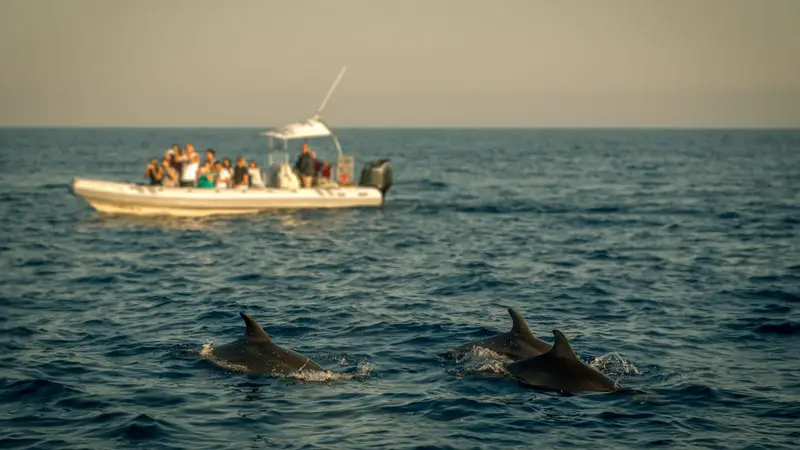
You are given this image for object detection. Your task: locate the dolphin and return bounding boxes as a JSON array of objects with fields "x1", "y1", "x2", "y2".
[
  {"x1": 447, "y1": 308, "x2": 553, "y2": 361},
  {"x1": 211, "y1": 312, "x2": 322, "y2": 374},
  {"x1": 504, "y1": 330, "x2": 618, "y2": 394}
]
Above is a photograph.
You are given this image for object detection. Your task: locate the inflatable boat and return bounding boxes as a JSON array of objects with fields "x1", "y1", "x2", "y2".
[{"x1": 70, "y1": 66, "x2": 393, "y2": 217}]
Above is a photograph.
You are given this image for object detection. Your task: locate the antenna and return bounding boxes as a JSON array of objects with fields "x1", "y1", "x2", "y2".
[{"x1": 314, "y1": 65, "x2": 347, "y2": 119}]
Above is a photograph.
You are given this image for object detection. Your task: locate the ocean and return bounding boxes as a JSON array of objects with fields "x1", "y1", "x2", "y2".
[{"x1": 0, "y1": 128, "x2": 798, "y2": 449}]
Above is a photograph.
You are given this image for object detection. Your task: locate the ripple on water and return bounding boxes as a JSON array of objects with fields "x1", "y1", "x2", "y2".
[
  {"x1": 0, "y1": 379, "x2": 82, "y2": 403},
  {"x1": 92, "y1": 413, "x2": 186, "y2": 444}
]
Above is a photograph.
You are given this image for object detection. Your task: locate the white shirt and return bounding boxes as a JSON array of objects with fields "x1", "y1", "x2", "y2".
[
  {"x1": 181, "y1": 154, "x2": 199, "y2": 181},
  {"x1": 249, "y1": 168, "x2": 265, "y2": 187},
  {"x1": 216, "y1": 168, "x2": 231, "y2": 188}
]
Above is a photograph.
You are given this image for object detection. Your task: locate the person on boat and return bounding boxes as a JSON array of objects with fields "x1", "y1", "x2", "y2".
[
  {"x1": 168, "y1": 144, "x2": 183, "y2": 172},
  {"x1": 166, "y1": 143, "x2": 178, "y2": 159},
  {"x1": 204, "y1": 149, "x2": 217, "y2": 167},
  {"x1": 296, "y1": 144, "x2": 315, "y2": 188},
  {"x1": 311, "y1": 151, "x2": 322, "y2": 176},
  {"x1": 145, "y1": 159, "x2": 163, "y2": 185},
  {"x1": 294, "y1": 142, "x2": 310, "y2": 172},
  {"x1": 196, "y1": 161, "x2": 216, "y2": 188},
  {"x1": 161, "y1": 157, "x2": 179, "y2": 187},
  {"x1": 321, "y1": 161, "x2": 332, "y2": 180},
  {"x1": 221, "y1": 158, "x2": 234, "y2": 185},
  {"x1": 232, "y1": 156, "x2": 250, "y2": 188},
  {"x1": 180, "y1": 144, "x2": 200, "y2": 187},
  {"x1": 248, "y1": 160, "x2": 265, "y2": 188},
  {"x1": 215, "y1": 161, "x2": 231, "y2": 188}
]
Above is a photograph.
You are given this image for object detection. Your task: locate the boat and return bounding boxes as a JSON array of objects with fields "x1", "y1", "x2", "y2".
[{"x1": 70, "y1": 66, "x2": 393, "y2": 217}]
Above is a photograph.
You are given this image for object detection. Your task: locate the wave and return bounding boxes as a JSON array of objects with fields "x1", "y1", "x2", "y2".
[
  {"x1": 755, "y1": 321, "x2": 800, "y2": 335},
  {"x1": 729, "y1": 289, "x2": 800, "y2": 304},
  {"x1": 0, "y1": 379, "x2": 82, "y2": 403},
  {"x1": 92, "y1": 413, "x2": 186, "y2": 443}
]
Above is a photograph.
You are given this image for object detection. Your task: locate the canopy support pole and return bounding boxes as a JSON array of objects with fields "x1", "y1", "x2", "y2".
[{"x1": 314, "y1": 65, "x2": 347, "y2": 119}]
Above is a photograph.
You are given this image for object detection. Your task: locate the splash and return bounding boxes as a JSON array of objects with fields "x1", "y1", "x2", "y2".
[
  {"x1": 450, "y1": 346, "x2": 513, "y2": 364},
  {"x1": 335, "y1": 356, "x2": 349, "y2": 366},
  {"x1": 469, "y1": 359, "x2": 509, "y2": 375},
  {"x1": 470, "y1": 347, "x2": 513, "y2": 363},
  {"x1": 199, "y1": 341, "x2": 214, "y2": 358},
  {"x1": 286, "y1": 362, "x2": 374, "y2": 382},
  {"x1": 589, "y1": 352, "x2": 639, "y2": 387},
  {"x1": 448, "y1": 346, "x2": 512, "y2": 378}
]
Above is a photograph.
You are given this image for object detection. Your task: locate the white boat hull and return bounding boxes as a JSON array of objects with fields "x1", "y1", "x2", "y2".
[{"x1": 70, "y1": 177, "x2": 384, "y2": 217}]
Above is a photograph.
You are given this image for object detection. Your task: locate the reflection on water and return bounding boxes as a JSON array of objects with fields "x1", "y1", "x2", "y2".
[
  {"x1": 73, "y1": 208, "x2": 373, "y2": 235},
  {"x1": 77, "y1": 213, "x2": 230, "y2": 232}
]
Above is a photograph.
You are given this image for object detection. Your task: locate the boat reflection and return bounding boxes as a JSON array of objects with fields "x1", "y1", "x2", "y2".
[{"x1": 77, "y1": 208, "x2": 369, "y2": 235}]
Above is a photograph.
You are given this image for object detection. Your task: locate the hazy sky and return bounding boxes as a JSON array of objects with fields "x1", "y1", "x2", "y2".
[{"x1": 1, "y1": 0, "x2": 798, "y2": 127}]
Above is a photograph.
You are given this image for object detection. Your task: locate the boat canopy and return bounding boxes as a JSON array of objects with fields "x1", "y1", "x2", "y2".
[
  {"x1": 259, "y1": 66, "x2": 348, "y2": 162},
  {"x1": 260, "y1": 115, "x2": 344, "y2": 160},
  {"x1": 260, "y1": 117, "x2": 332, "y2": 140}
]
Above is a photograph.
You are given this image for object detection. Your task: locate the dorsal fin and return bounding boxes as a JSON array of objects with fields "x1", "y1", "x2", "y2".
[
  {"x1": 508, "y1": 308, "x2": 535, "y2": 337},
  {"x1": 548, "y1": 330, "x2": 578, "y2": 360},
  {"x1": 240, "y1": 312, "x2": 272, "y2": 344}
]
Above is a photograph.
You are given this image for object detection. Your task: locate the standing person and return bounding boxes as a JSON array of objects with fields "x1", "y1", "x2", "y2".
[
  {"x1": 296, "y1": 144, "x2": 315, "y2": 188},
  {"x1": 203, "y1": 149, "x2": 217, "y2": 167},
  {"x1": 144, "y1": 159, "x2": 163, "y2": 185},
  {"x1": 180, "y1": 144, "x2": 200, "y2": 187},
  {"x1": 221, "y1": 158, "x2": 233, "y2": 187},
  {"x1": 169, "y1": 144, "x2": 183, "y2": 172},
  {"x1": 248, "y1": 160, "x2": 265, "y2": 187},
  {"x1": 196, "y1": 161, "x2": 216, "y2": 188},
  {"x1": 222, "y1": 158, "x2": 233, "y2": 176},
  {"x1": 232, "y1": 156, "x2": 250, "y2": 188},
  {"x1": 310, "y1": 151, "x2": 322, "y2": 176},
  {"x1": 161, "y1": 157, "x2": 178, "y2": 187},
  {"x1": 166, "y1": 144, "x2": 179, "y2": 160},
  {"x1": 215, "y1": 161, "x2": 231, "y2": 188},
  {"x1": 294, "y1": 142, "x2": 310, "y2": 173}
]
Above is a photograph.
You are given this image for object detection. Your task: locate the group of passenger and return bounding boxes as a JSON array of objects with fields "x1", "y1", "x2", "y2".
[
  {"x1": 145, "y1": 141, "x2": 334, "y2": 189},
  {"x1": 145, "y1": 144, "x2": 265, "y2": 189},
  {"x1": 294, "y1": 142, "x2": 332, "y2": 188}
]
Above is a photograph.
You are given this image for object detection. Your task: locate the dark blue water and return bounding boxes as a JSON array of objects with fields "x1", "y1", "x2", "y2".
[{"x1": 1, "y1": 128, "x2": 799, "y2": 449}]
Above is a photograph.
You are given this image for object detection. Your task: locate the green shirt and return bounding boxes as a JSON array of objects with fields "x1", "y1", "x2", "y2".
[{"x1": 197, "y1": 171, "x2": 216, "y2": 188}]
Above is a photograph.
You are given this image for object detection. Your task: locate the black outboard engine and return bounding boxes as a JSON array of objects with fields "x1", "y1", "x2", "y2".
[{"x1": 359, "y1": 158, "x2": 393, "y2": 197}]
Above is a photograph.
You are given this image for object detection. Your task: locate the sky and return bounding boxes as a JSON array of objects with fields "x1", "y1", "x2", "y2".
[{"x1": 0, "y1": 0, "x2": 798, "y2": 128}]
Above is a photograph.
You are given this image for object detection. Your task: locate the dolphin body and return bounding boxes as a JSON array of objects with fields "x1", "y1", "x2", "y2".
[
  {"x1": 211, "y1": 312, "x2": 322, "y2": 374},
  {"x1": 447, "y1": 308, "x2": 553, "y2": 361},
  {"x1": 505, "y1": 330, "x2": 618, "y2": 394}
]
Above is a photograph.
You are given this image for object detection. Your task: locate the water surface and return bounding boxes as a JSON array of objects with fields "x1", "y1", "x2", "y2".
[{"x1": 1, "y1": 128, "x2": 799, "y2": 449}]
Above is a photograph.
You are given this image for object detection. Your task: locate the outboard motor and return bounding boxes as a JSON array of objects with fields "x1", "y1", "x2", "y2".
[{"x1": 359, "y1": 159, "x2": 393, "y2": 197}]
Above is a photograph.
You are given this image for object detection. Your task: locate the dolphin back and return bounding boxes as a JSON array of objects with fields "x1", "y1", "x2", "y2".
[
  {"x1": 447, "y1": 308, "x2": 552, "y2": 361},
  {"x1": 211, "y1": 312, "x2": 323, "y2": 374},
  {"x1": 505, "y1": 330, "x2": 617, "y2": 394}
]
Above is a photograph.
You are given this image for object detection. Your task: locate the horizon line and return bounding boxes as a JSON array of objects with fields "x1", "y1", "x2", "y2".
[{"x1": 1, "y1": 125, "x2": 799, "y2": 131}]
